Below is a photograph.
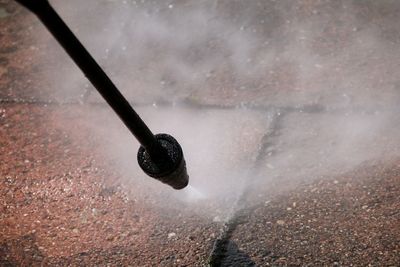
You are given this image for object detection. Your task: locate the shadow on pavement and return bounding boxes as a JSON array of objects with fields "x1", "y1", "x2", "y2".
[{"x1": 210, "y1": 239, "x2": 256, "y2": 267}]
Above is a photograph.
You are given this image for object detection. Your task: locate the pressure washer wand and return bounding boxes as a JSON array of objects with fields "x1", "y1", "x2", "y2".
[{"x1": 15, "y1": 0, "x2": 189, "y2": 189}]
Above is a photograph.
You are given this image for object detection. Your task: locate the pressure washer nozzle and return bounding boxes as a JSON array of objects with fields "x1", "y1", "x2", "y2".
[
  {"x1": 15, "y1": 0, "x2": 189, "y2": 190},
  {"x1": 137, "y1": 134, "x2": 189, "y2": 190}
]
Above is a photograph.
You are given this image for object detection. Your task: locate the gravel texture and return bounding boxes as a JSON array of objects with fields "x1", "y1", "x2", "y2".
[
  {"x1": 229, "y1": 162, "x2": 400, "y2": 266},
  {"x1": 0, "y1": 103, "x2": 221, "y2": 266},
  {"x1": 1, "y1": 0, "x2": 400, "y2": 266}
]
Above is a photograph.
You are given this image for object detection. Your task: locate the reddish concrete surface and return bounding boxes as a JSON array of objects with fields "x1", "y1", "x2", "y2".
[
  {"x1": 1, "y1": 1, "x2": 400, "y2": 266},
  {"x1": 0, "y1": 3, "x2": 221, "y2": 265},
  {"x1": 0, "y1": 103, "x2": 220, "y2": 266},
  {"x1": 230, "y1": 163, "x2": 400, "y2": 266}
]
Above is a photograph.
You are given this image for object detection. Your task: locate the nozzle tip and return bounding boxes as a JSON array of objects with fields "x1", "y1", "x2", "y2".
[{"x1": 137, "y1": 134, "x2": 189, "y2": 190}]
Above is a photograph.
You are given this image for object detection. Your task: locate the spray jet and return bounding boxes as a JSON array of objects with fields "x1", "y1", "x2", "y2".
[{"x1": 15, "y1": 0, "x2": 189, "y2": 190}]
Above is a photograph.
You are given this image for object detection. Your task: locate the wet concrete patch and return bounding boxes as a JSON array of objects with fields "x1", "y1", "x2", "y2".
[
  {"x1": 208, "y1": 108, "x2": 400, "y2": 265},
  {"x1": 0, "y1": 234, "x2": 44, "y2": 266},
  {"x1": 228, "y1": 162, "x2": 400, "y2": 266}
]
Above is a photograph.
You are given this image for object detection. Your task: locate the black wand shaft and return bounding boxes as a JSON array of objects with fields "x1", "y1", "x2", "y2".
[
  {"x1": 15, "y1": 0, "x2": 189, "y2": 189},
  {"x1": 16, "y1": 0, "x2": 157, "y2": 151}
]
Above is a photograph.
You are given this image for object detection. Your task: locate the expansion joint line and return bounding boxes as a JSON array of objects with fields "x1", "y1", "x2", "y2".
[{"x1": 208, "y1": 109, "x2": 287, "y2": 266}]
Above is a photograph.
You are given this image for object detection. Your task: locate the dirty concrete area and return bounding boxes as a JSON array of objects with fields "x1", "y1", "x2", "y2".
[{"x1": 1, "y1": 0, "x2": 400, "y2": 266}]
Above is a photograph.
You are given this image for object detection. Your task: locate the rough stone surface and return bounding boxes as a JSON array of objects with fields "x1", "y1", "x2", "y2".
[{"x1": 1, "y1": 0, "x2": 400, "y2": 266}]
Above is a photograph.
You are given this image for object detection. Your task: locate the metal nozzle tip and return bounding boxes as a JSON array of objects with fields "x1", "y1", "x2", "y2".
[{"x1": 137, "y1": 134, "x2": 189, "y2": 190}]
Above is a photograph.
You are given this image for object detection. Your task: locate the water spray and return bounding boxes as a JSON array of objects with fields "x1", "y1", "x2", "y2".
[{"x1": 15, "y1": 0, "x2": 189, "y2": 189}]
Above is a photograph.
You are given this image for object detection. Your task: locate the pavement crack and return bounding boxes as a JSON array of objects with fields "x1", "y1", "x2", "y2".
[
  {"x1": 208, "y1": 109, "x2": 285, "y2": 267},
  {"x1": 1, "y1": 97, "x2": 380, "y2": 115}
]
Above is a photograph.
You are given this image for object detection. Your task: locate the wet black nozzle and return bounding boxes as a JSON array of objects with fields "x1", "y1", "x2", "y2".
[
  {"x1": 14, "y1": 0, "x2": 189, "y2": 190},
  {"x1": 137, "y1": 134, "x2": 188, "y2": 190}
]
